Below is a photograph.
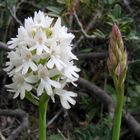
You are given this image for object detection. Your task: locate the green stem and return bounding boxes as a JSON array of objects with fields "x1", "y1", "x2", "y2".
[
  {"x1": 39, "y1": 93, "x2": 49, "y2": 140},
  {"x1": 112, "y1": 85, "x2": 124, "y2": 140}
]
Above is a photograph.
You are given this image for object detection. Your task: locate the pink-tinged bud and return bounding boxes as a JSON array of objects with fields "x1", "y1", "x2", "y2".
[
  {"x1": 107, "y1": 24, "x2": 128, "y2": 84},
  {"x1": 111, "y1": 24, "x2": 124, "y2": 53},
  {"x1": 112, "y1": 23, "x2": 122, "y2": 40},
  {"x1": 115, "y1": 63, "x2": 122, "y2": 77},
  {"x1": 109, "y1": 46, "x2": 117, "y2": 67},
  {"x1": 115, "y1": 45, "x2": 122, "y2": 61}
]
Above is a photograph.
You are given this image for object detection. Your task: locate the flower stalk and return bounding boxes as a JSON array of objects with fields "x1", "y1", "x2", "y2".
[
  {"x1": 112, "y1": 83, "x2": 124, "y2": 140},
  {"x1": 39, "y1": 93, "x2": 49, "y2": 140},
  {"x1": 107, "y1": 24, "x2": 128, "y2": 140}
]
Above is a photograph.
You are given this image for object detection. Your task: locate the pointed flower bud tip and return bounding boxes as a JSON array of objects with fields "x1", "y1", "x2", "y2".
[{"x1": 112, "y1": 23, "x2": 122, "y2": 40}]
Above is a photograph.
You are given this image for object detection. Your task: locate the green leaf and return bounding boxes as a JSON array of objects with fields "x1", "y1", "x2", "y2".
[
  {"x1": 79, "y1": 48, "x2": 93, "y2": 53},
  {"x1": 6, "y1": 0, "x2": 18, "y2": 7},
  {"x1": 105, "y1": 84, "x2": 116, "y2": 95},
  {"x1": 57, "y1": 0, "x2": 66, "y2": 4},
  {"x1": 113, "y1": 4, "x2": 122, "y2": 18},
  {"x1": 126, "y1": 32, "x2": 139, "y2": 40},
  {"x1": 47, "y1": 12, "x2": 60, "y2": 18},
  {"x1": 93, "y1": 29, "x2": 106, "y2": 38},
  {"x1": 135, "y1": 85, "x2": 140, "y2": 94},
  {"x1": 105, "y1": 84, "x2": 117, "y2": 101},
  {"x1": 46, "y1": 6, "x2": 63, "y2": 14},
  {"x1": 86, "y1": 108, "x2": 96, "y2": 123},
  {"x1": 103, "y1": 0, "x2": 114, "y2": 5},
  {"x1": 25, "y1": 92, "x2": 39, "y2": 106},
  {"x1": 48, "y1": 134, "x2": 64, "y2": 140},
  {"x1": 107, "y1": 14, "x2": 116, "y2": 22}
]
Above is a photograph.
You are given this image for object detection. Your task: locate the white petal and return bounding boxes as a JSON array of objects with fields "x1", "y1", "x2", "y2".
[
  {"x1": 44, "y1": 83, "x2": 53, "y2": 96},
  {"x1": 4, "y1": 64, "x2": 13, "y2": 72},
  {"x1": 24, "y1": 83, "x2": 32, "y2": 91},
  {"x1": 37, "y1": 47, "x2": 43, "y2": 55},
  {"x1": 66, "y1": 91, "x2": 77, "y2": 97},
  {"x1": 54, "y1": 58, "x2": 63, "y2": 71},
  {"x1": 47, "y1": 59, "x2": 54, "y2": 69},
  {"x1": 51, "y1": 96, "x2": 55, "y2": 103},
  {"x1": 66, "y1": 96, "x2": 76, "y2": 105},
  {"x1": 42, "y1": 45, "x2": 50, "y2": 53},
  {"x1": 49, "y1": 68, "x2": 60, "y2": 77},
  {"x1": 13, "y1": 91, "x2": 19, "y2": 99},
  {"x1": 22, "y1": 64, "x2": 29, "y2": 74},
  {"x1": 37, "y1": 80, "x2": 44, "y2": 96},
  {"x1": 70, "y1": 52, "x2": 78, "y2": 60},
  {"x1": 54, "y1": 18, "x2": 61, "y2": 29},
  {"x1": 47, "y1": 78, "x2": 61, "y2": 88},
  {"x1": 6, "y1": 83, "x2": 16, "y2": 89},
  {"x1": 15, "y1": 65, "x2": 23, "y2": 73},
  {"x1": 60, "y1": 96, "x2": 71, "y2": 109},
  {"x1": 29, "y1": 46, "x2": 36, "y2": 51},
  {"x1": 25, "y1": 75, "x2": 38, "y2": 83},
  {"x1": 29, "y1": 61, "x2": 38, "y2": 71},
  {"x1": 20, "y1": 87, "x2": 25, "y2": 99}
]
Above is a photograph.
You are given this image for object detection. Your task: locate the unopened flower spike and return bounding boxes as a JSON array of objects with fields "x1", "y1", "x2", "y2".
[{"x1": 107, "y1": 23, "x2": 127, "y2": 85}]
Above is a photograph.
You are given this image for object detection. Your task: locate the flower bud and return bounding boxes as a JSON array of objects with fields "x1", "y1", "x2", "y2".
[{"x1": 107, "y1": 24, "x2": 127, "y2": 84}]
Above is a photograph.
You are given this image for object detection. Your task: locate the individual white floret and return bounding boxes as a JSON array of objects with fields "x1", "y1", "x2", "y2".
[
  {"x1": 14, "y1": 47, "x2": 38, "y2": 74},
  {"x1": 6, "y1": 73, "x2": 37, "y2": 99},
  {"x1": 37, "y1": 65, "x2": 61, "y2": 99},
  {"x1": 29, "y1": 29, "x2": 50, "y2": 55},
  {"x1": 54, "y1": 88, "x2": 77, "y2": 109}
]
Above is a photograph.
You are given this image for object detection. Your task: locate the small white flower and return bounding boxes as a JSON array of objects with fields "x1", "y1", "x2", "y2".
[
  {"x1": 63, "y1": 62, "x2": 80, "y2": 82},
  {"x1": 37, "y1": 65, "x2": 61, "y2": 99},
  {"x1": 6, "y1": 73, "x2": 35, "y2": 99},
  {"x1": 25, "y1": 17, "x2": 34, "y2": 33},
  {"x1": 34, "y1": 11, "x2": 46, "y2": 27},
  {"x1": 5, "y1": 51, "x2": 20, "y2": 71},
  {"x1": 47, "y1": 43, "x2": 65, "y2": 70},
  {"x1": 54, "y1": 89, "x2": 77, "y2": 109},
  {"x1": 7, "y1": 38, "x2": 19, "y2": 49},
  {"x1": 15, "y1": 47, "x2": 38, "y2": 74},
  {"x1": 30, "y1": 29, "x2": 50, "y2": 55},
  {"x1": 52, "y1": 18, "x2": 74, "y2": 46}
]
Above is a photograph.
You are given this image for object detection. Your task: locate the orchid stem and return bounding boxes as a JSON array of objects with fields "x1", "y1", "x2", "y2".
[
  {"x1": 39, "y1": 93, "x2": 49, "y2": 140},
  {"x1": 112, "y1": 84, "x2": 124, "y2": 140}
]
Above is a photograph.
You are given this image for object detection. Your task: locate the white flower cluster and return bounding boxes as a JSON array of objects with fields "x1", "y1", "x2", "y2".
[{"x1": 5, "y1": 11, "x2": 80, "y2": 109}]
